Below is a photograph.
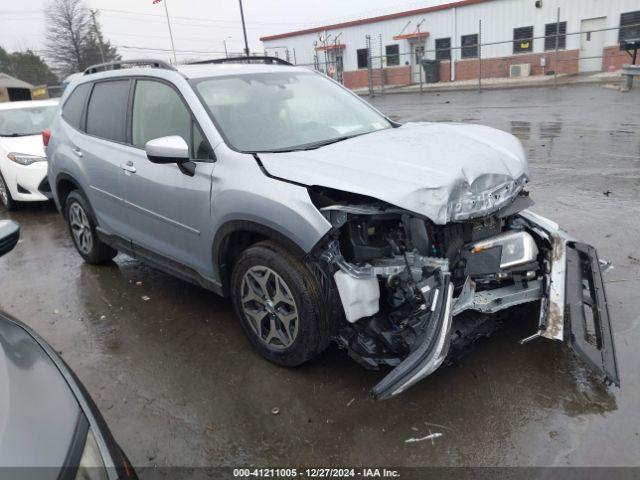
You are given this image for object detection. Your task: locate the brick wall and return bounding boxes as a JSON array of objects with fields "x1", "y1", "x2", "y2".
[
  {"x1": 439, "y1": 61, "x2": 452, "y2": 82},
  {"x1": 343, "y1": 46, "x2": 633, "y2": 88},
  {"x1": 454, "y1": 49, "x2": 580, "y2": 80},
  {"x1": 602, "y1": 45, "x2": 638, "y2": 71},
  {"x1": 343, "y1": 65, "x2": 411, "y2": 89}
]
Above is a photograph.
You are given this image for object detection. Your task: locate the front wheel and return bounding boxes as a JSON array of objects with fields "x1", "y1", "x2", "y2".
[
  {"x1": 230, "y1": 241, "x2": 331, "y2": 367},
  {"x1": 0, "y1": 171, "x2": 17, "y2": 211},
  {"x1": 65, "y1": 191, "x2": 117, "y2": 264}
]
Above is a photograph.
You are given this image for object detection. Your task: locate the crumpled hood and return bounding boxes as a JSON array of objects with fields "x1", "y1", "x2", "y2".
[{"x1": 258, "y1": 122, "x2": 529, "y2": 224}]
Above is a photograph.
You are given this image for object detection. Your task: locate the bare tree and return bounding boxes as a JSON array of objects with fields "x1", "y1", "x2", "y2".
[{"x1": 45, "y1": 0, "x2": 119, "y2": 78}]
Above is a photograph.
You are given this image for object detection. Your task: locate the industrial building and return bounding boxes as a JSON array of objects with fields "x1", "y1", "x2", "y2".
[{"x1": 260, "y1": 0, "x2": 640, "y2": 89}]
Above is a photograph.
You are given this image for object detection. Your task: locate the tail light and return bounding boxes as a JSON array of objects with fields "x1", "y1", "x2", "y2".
[{"x1": 42, "y1": 128, "x2": 51, "y2": 147}]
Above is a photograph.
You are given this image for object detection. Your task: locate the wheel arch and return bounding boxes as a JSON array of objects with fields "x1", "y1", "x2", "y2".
[
  {"x1": 55, "y1": 173, "x2": 87, "y2": 219},
  {"x1": 213, "y1": 220, "x2": 308, "y2": 297}
]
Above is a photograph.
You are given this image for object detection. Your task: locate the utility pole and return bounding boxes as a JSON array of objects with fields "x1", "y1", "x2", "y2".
[
  {"x1": 90, "y1": 9, "x2": 106, "y2": 63},
  {"x1": 162, "y1": 0, "x2": 178, "y2": 64},
  {"x1": 554, "y1": 7, "x2": 560, "y2": 88},
  {"x1": 238, "y1": 0, "x2": 250, "y2": 56}
]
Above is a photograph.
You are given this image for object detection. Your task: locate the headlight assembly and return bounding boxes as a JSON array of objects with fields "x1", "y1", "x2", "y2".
[
  {"x1": 448, "y1": 174, "x2": 528, "y2": 221},
  {"x1": 471, "y1": 230, "x2": 539, "y2": 269},
  {"x1": 7, "y1": 152, "x2": 47, "y2": 166}
]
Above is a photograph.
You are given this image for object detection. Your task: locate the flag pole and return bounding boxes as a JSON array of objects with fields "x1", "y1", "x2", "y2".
[{"x1": 161, "y1": 0, "x2": 178, "y2": 64}]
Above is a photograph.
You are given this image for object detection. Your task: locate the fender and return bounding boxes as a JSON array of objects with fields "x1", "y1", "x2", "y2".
[{"x1": 212, "y1": 219, "x2": 308, "y2": 296}]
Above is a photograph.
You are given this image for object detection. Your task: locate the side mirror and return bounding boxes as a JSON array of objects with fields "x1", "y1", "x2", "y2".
[
  {"x1": 145, "y1": 136, "x2": 189, "y2": 164},
  {"x1": 0, "y1": 220, "x2": 20, "y2": 258}
]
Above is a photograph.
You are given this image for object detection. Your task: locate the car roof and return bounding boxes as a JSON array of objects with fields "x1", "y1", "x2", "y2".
[
  {"x1": 75, "y1": 62, "x2": 312, "y2": 84},
  {"x1": 0, "y1": 98, "x2": 60, "y2": 110},
  {"x1": 176, "y1": 63, "x2": 310, "y2": 79}
]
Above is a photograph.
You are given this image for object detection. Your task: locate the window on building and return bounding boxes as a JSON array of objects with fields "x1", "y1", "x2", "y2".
[
  {"x1": 513, "y1": 26, "x2": 534, "y2": 53},
  {"x1": 619, "y1": 10, "x2": 640, "y2": 42},
  {"x1": 544, "y1": 21, "x2": 567, "y2": 50},
  {"x1": 435, "y1": 37, "x2": 451, "y2": 60},
  {"x1": 357, "y1": 48, "x2": 369, "y2": 69},
  {"x1": 461, "y1": 34, "x2": 478, "y2": 59},
  {"x1": 385, "y1": 44, "x2": 400, "y2": 66}
]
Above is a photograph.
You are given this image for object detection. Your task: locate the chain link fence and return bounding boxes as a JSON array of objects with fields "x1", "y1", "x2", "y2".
[{"x1": 282, "y1": 13, "x2": 640, "y2": 96}]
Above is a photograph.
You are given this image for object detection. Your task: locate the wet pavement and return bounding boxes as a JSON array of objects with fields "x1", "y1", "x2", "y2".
[{"x1": 1, "y1": 84, "x2": 639, "y2": 468}]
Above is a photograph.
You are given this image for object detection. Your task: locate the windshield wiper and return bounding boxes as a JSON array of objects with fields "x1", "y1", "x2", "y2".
[
  {"x1": 299, "y1": 135, "x2": 357, "y2": 150},
  {"x1": 0, "y1": 133, "x2": 35, "y2": 137},
  {"x1": 256, "y1": 134, "x2": 359, "y2": 154}
]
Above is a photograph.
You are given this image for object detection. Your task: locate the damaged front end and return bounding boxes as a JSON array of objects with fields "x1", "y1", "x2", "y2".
[{"x1": 310, "y1": 188, "x2": 619, "y2": 399}]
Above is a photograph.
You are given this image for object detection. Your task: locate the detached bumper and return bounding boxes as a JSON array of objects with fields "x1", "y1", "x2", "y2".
[
  {"x1": 518, "y1": 211, "x2": 620, "y2": 386},
  {"x1": 371, "y1": 271, "x2": 454, "y2": 400},
  {"x1": 370, "y1": 211, "x2": 620, "y2": 399}
]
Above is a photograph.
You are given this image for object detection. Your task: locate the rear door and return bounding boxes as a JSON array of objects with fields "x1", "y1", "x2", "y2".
[
  {"x1": 75, "y1": 79, "x2": 132, "y2": 236},
  {"x1": 119, "y1": 78, "x2": 215, "y2": 274}
]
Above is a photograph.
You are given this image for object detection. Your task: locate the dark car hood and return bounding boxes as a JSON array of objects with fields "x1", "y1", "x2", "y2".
[{"x1": 0, "y1": 314, "x2": 81, "y2": 472}]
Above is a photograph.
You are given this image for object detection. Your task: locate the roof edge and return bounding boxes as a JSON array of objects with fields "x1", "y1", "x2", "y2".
[{"x1": 260, "y1": 0, "x2": 492, "y2": 42}]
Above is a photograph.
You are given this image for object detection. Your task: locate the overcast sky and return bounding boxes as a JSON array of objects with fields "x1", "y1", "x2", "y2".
[{"x1": 2, "y1": 0, "x2": 449, "y2": 62}]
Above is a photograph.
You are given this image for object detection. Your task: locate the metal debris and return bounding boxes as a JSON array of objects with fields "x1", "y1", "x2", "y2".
[
  {"x1": 142, "y1": 295, "x2": 150, "y2": 301},
  {"x1": 404, "y1": 432, "x2": 443, "y2": 444},
  {"x1": 346, "y1": 398, "x2": 355, "y2": 407},
  {"x1": 271, "y1": 407, "x2": 280, "y2": 415}
]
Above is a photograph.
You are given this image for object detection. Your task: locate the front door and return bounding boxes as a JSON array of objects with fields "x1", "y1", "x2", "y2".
[
  {"x1": 120, "y1": 79, "x2": 215, "y2": 274},
  {"x1": 409, "y1": 41, "x2": 425, "y2": 83},
  {"x1": 580, "y1": 17, "x2": 607, "y2": 72}
]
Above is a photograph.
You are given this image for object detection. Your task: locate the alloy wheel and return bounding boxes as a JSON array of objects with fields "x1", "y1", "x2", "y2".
[
  {"x1": 240, "y1": 265, "x2": 299, "y2": 350},
  {"x1": 0, "y1": 176, "x2": 8, "y2": 206},
  {"x1": 69, "y1": 203, "x2": 93, "y2": 254}
]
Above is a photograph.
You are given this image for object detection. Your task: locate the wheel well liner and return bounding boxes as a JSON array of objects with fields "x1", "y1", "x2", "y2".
[
  {"x1": 55, "y1": 174, "x2": 85, "y2": 219},
  {"x1": 213, "y1": 220, "x2": 307, "y2": 296}
]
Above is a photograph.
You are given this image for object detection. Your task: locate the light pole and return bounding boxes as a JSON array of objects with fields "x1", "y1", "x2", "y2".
[
  {"x1": 238, "y1": 0, "x2": 250, "y2": 56},
  {"x1": 223, "y1": 36, "x2": 232, "y2": 58},
  {"x1": 89, "y1": 9, "x2": 106, "y2": 63},
  {"x1": 160, "y1": 0, "x2": 177, "y2": 64}
]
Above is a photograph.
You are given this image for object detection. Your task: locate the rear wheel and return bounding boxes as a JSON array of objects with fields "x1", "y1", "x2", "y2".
[
  {"x1": 65, "y1": 191, "x2": 117, "y2": 264},
  {"x1": 231, "y1": 240, "x2": 331, "y2": 367},
  {"x1": 0, "y1": 171, "x2": 17, "y2": 211}
]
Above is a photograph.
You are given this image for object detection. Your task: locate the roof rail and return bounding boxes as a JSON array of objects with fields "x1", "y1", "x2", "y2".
[
  {"x1": 188, "y1": 56, "x2": 292, "y2": 66},
  {"x1": 83, "y1": 59, "x2": 176, "y2": 75}
]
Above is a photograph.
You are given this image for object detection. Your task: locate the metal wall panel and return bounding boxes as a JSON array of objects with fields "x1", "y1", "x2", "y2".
[{"x1": 262, "y1": 0, "x2": 640, "y2": 75}]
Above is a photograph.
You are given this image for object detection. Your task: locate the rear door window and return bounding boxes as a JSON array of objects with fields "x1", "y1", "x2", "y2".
[
  {"x1": 61, "y1": 82, "x2": 91, "y2": 130},
  {"x1": 85, "y1": 80, "x2": 130, "y2": 143}
]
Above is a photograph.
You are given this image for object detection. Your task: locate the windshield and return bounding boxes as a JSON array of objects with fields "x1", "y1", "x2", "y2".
[
  {"x1": 194, "y1": 71, "x2": 391, "y2": 152},
  {"x1": 0, "y1": 105, "x2": 57, "y2": 137}
]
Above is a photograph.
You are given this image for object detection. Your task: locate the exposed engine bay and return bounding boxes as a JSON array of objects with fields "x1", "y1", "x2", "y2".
[{"x1": 309, "y1": 187, "x2": 619, "y2": 399}]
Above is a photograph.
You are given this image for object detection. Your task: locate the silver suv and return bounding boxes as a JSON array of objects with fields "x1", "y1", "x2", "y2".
[{"x1": 47, "y1": 58, "x2": 619, "y2": 399}]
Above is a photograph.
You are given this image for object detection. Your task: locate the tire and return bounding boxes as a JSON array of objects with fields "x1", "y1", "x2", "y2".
[
  {"x1": 0, "y1": 171, "x2": 17, "y2": 211},
  {"x1": 65, "y1": 190, "x2": 117, "y2": 264},
  {"x1": 231, "y1": 240, "x2": 331, "y2": 367}
]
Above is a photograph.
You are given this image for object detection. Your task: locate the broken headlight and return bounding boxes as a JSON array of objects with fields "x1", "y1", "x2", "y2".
[
  {"x1": 448, "y1": 174, "x2": 528, "y2": 221},
  {"x1": 471, "y1": 230, "x2": 538, "y2": 269}
]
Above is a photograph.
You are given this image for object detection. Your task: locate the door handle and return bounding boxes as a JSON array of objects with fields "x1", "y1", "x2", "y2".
[
  {"x1": 72, "y1": 147, "x2": 83, "y2": 158},
  {"x1": 121, "y1": 161, "x2": 136, "y2": 174}
]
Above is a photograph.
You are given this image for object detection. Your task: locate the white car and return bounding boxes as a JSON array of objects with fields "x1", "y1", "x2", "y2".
[{"x1": 0, "y1": 99, "x2": 59, "y2": 210}]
